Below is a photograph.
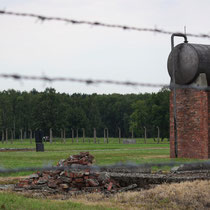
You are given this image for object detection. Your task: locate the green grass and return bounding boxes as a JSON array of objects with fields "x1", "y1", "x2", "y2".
[
  {"x1": 0, "y1": 138, "x2": 198, "y2": 176},
  {"x1": 0, "y1": 138, "x2": 204, "y2": 210},
  {"x1": 0, "y1": 191, "x2": 115, "y2": 210}
]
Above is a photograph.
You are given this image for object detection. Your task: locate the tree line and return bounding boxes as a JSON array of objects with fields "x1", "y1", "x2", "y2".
[{"x1": 0, "y1": 88, "x2": 170, "y2": 139}]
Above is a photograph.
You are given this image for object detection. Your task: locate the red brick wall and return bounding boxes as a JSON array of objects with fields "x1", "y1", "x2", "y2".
[{"x1": 170, "y1": 89, "x2": 210, "y2": 159}]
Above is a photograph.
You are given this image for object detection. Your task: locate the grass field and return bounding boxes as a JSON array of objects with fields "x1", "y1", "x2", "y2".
[
  {"x1": 0, "y1": 138, "x2": 206, "y2": 209},
  {"x1": 0, "y1": 191, "x2": 114, "y2": 210},
  {"x1": 0, "y1": 137, "x2": 197, "y2": 176}
]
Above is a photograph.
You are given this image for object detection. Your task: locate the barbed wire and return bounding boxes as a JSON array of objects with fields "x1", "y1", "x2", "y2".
[
  {"x1": 0, "y1": 161, "x2": 210, "y2": 174},
  {"x1": 0, "y1": 9, "x2": 210, "y2": 39},
  {"x1": 1, "y1": 73, "x2": 210, "y2": 91},
  {"x1": 0, "y1": 73, "x2": 168, "y2": 88}
]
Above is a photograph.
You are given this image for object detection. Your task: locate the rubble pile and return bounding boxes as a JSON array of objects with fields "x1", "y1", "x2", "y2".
[{"x1": 15, "y1": 152, "x2": 121, "y2": 193}]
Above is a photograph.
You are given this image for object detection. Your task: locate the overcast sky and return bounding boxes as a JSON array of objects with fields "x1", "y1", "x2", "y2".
[{"x1": 0, "y1": 0, "x2": 210, "y2": 94}]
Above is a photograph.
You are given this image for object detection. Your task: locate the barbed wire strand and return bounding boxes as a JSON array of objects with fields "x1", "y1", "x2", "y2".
[
  {"x1": 1, "y1": 73, "x2": 210, "y2": 91},
  {"x1": 1, "y1": 161, "x2": 210, "y2": 174},
  {"x1": 0, "y1": 10, "x2": 210, "y2": 39}
]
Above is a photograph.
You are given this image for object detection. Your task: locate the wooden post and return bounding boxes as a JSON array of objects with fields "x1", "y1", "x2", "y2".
[
  {"x1": 50, "y1": 128, "x2": 53, "y2": 144},
  {"x1": 71, "y1": 128, "x2": 74, "y2": 143},
  {"x1": 82, "y1": 128, "x2": 85, "y2": 143},
  {"x1": 94, "y1": 128, "x2": 96, "y2": 144},
  {"x1": 144, "y1": 126, "x2": 147, "y2": 144},
  {"x1": 29, "y1": 129, "x2": 32, "y2": 144},
  {"x1": 76, "y1": 128, "x2": 79, "y2": 143},
  {"x1": 131, "y1": 129, "x2": 134, "y2": 139},
  {"x1": 24, "y1": 130, "x2": 26, "y2": 139},
  {"x1": 6, "y1": 128, "x2": 8, "y2": 144},
  {"x1": 1, "y1": 130, "x2": 4, "y2": 144},
  {"x1": 157, "y1": 126, "x2": 160, "y2": 144},
  {"x1": 60, "y1": 128, "x2": 63, "y2": 143},
  {"x1": 106, "y1": 128, "x2": 109, "y2": 144},
  {"x1": 63, "y1": 128, "x2": 66, "y2": 144},
  {"x1": 104, "y1": 128, "x2": 106, "y2": 143},
  {"x1": 11, "y1": 129, "x2": 13, "y2": 144},
  {"x1": 20, "y1": 129, "x2": 23, "y2": 143},
  {"x1": 118, "y1": 127, "x2": 121, "y2": 143}
]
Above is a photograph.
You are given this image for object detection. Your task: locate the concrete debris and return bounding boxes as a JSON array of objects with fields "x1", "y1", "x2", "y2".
[{"x1": 171, "y1": 162, "x2": 210, "y2": 172}]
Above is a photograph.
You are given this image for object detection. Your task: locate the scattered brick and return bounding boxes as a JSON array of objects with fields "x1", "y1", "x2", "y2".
[
  {"x1": 75, "y1": 178, "x2": 83, "y2": 183},
  {"x1": 14, "y1": 152, "x2": 121, "y2": 194},
  {"x1": 107, "y1": 182, "x2": 113, "y2": 191},
  {"x1": 86, "y1": 179, "x2": 99, "y2": 187},
  {"x1": 48, "y1": 181, "x2": 57, "y2": 188},
  {"x1": 60, "y1": 184, "x2": 69, "y2": 189}
]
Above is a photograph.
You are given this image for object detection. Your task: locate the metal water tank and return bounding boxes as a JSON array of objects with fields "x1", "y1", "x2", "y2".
[{"x1": 168, "y1": 41, "x2": 210, "y2": 85}]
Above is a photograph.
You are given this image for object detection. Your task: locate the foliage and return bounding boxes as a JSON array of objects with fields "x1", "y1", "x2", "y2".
[{"x1": 0, "y1": 88, "x2": 170, "y2": 138}]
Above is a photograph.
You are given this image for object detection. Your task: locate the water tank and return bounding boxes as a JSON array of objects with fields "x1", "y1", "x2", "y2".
[{"x1": 167, "y1": 43, "x2": 210, "y2": 85}]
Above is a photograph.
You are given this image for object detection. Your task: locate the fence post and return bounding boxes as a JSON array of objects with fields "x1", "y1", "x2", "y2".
[
  {"x1": 5, "y1": 128, "x2": 8, "y2": 144},
  {"x1": 50, "y1": 128, "x2": 53, "y2": 144},
  {"x1": 63, "y1": 128, "x2": 66, "y2": 144},
  {"x1": 10, "y1": 129, "x2": 13, "y2": 144},
  {"x1": 118, "y1": 127, "x2": 121, "y2": 143},
  {"x1": 144, "y1": 126, "x2": 147, "y2": 144},
  {"x1": 104, "y1": 128, "x2": 106, "y2": 143},
  {"x1": 24, "y1": 130, "x2": 26, "y2": 140},
  {"x1": 60, "y1": 128, "x2": 63, "y2": 143},
  {"x1": 82, "y1": 128, "x2": 85, "y2": 143},
  {"x1": 107, "y1": 128, "x2": 109, "y2": 144},
  {"x1": 20, "y1": 129, "x2": 23, "y2": 143},
  {"x1": 29, "y1": 129, "x2": 32, "y2": 144},
  {"x1": 157, "y1": 126, "x2": 160, "y2": 144},
  {"x1": 94, "y1": 128, "x2": 96, "y2": 144},
  {"x1": 71, "y1": 128, "x2": 74, "y2": 143},
  {"x1": 76, "y1": 128, "x2": 79, "y2": 143},
  {"x1": 1, "y1": 130, "x2": 4, "y2": 144}
]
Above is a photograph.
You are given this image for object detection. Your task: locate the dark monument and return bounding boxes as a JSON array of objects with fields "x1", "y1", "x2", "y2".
[{"x1": 35, "y1": 129, "x2": 44, "y2": 152}]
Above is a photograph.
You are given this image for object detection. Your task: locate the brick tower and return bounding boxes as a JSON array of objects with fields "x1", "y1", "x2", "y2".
[{"x1": 170, "y1": 74, "x2": 210, "y2": 159}]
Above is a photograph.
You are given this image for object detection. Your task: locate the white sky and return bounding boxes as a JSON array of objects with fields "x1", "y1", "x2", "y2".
[{"x1": 0, "y1": 0, "x2": 210, "y2": 94}]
